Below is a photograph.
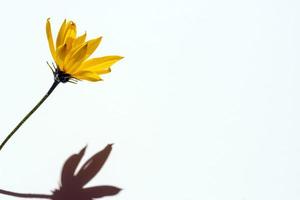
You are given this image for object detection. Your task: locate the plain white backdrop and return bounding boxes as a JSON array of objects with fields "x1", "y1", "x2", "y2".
[{"x1": 0, "y1": 0, "x2": 300, "y2": 199}]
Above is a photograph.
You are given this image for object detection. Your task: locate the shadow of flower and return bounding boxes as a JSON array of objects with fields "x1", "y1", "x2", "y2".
[
  {"x1": 0, "y1": 144, "x2": 121, "y2": 200},
  {"x1": 53, "y1": 144, "x2": 121, "y2": 200}
]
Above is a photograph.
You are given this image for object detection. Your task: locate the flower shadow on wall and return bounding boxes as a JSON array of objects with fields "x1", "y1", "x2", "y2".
[{"x1": 0, "y1": 144, "x2": 121, "y2": 200}]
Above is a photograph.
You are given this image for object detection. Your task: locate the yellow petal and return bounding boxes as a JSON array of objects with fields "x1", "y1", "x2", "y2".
[
  {"x1": 46, "y1": 18, "x2": 56, "y2": 61},
  {"x1": 73, "y1": 71, "x2": 102, "y2": 82},
  {"x1": 84, "y1": 37, "x2": 102, "y2": 59},
  {"x1": 56, "y1": 44, "x2": 68, "y2": 71},
  {"x1": 77, "y1": 56, "x2": 123, "y2": 74},
  {"x1": 72, "y1": 32, "x2": 86, "y2": 48},
  {"x1": 79, "y1": 67, "x2": 111, "y2": 75},
  {"x1": 63, "y1": 33, "x2": 87, "y2": 65},
  {"x1": 65, "y1": 37, "x2": 101, "y2": 74},
  {"x1": 93, "y1": 67, "x2": 111, "y2": 74},
  {"x1": 64, "y1": 44, "x2": 88, "y2": 73},
  {"x1": 64, "y1": 21, "x2": 77, "y2": 49},
  {"x1": 56, "y1": 19, "x2": 67, "y2": 49}
]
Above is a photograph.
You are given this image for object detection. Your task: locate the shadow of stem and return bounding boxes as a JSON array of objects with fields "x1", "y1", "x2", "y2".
[{"x1": 0, "y1": 188, "x2": 52, "y2": 198}]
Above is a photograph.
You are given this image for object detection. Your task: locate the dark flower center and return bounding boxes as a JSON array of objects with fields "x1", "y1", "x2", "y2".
[{"x1": 54, "y1": 69, "x2": 72, "y2": 83}]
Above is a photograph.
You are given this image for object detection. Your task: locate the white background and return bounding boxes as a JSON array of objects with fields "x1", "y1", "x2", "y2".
[{"x1": 0, "y1": 0, "x2": 300, "y2": 199}]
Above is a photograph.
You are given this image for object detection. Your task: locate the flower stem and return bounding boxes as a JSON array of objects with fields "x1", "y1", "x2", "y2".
[
  {"x1": 0, "y1": 188, "x2": 52, "y2": 199},
  {"x1": 0, "y1": 80, "x2": 60, "y2": 152}
]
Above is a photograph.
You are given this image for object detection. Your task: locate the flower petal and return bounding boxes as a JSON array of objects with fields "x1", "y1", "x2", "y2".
[
  {"x1": 46, "y1": 18, "x2": 56, "y2": 61},
  {"x1": 73, "y1": 71, "x2": 102, "y2": 81},
  {"x1": 72, "y1": 32, "x2": 86, "y2": 49},
  {"x1": 64, "y1": 21, "x2": 77, "y2": 49},
  {"x1": 64, "y1": 44, "x2": 88, "y2": 73},
  {"x1": 77, "y1": 56, "x2": 123, "y2": 74},
  {"x1": 85, "y1": 37, "x2": 102, "y2": 59},
  {"x1": 65, "y1": 37, "x2": 101, "y2": 74},
  {"x1": 74, "y1": 68, "x2": 111, "y2": 77},
  {"x1": 56, "y1": 19, "x2": 67, "y2": 49},
  {"x1": 56, "y1": 44, "x2": 68, "y2": 70},
  {"x1": 63, "y1": 33, "x2": 87, "y2": 66}
]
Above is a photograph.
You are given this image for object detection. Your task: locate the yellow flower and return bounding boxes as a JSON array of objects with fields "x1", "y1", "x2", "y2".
[{"x1": 46, "y1": 19, "x2": 123, "y2": 82}]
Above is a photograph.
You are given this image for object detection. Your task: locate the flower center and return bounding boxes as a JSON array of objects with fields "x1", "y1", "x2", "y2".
[{"x1": 54, "y1": 69, "x2": 72, "y2": 83}]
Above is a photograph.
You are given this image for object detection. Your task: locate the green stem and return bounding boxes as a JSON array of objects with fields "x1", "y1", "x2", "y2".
[
  {"x1": 0, "y1": 188, "x2": 52, "y2": 199},
  {"x1": 0, "y1": 80, "x2": 60, "y2": 152}
]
